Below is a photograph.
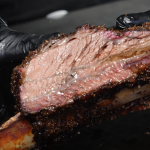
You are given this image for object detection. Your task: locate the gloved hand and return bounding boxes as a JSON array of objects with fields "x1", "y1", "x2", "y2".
[
  {"x1": 0, "y1": 17, "x2": 59, "y2": 124},
  {"x1": 0, "y1": 17, "x2": 59, "y2": 65},
  {"x1": 116, "y1": 10, "x2": 150, "y2": 29}
]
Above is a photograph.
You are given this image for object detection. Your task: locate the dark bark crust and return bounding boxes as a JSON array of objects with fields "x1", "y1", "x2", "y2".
[
  {"x1": 28, "y1": 70, "x2": 150, "y2": 149},
  {"x1": 30, "y1": 98, "x2": 150, "y2": 149}
]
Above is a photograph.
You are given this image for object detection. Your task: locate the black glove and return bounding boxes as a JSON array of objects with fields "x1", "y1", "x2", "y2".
[
  {"x1": 116, "y1": 10, "x2": 150, "y2": 29},
  {"x1": 0, "y1": 18, "x2": 59, "y2": 125},
  {"x1": 0, "y1": 17, "x2": 59, "y2": 65}
]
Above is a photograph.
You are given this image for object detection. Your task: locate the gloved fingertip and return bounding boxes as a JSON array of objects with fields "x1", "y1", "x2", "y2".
[
  {"x1": 116, "y1": 14, "x2": 137, "y2": 29},
  {"x1": 116, "y1": 15, "x2": 127, "y2": 29}
]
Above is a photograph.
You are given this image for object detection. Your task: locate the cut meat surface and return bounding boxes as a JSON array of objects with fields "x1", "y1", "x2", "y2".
[
  {"x1": 10, "y1": 23, "x2": 150, "y2": 149},
  {"x1": 11, "y1": 23, "x2": 150, "y2": 115}
]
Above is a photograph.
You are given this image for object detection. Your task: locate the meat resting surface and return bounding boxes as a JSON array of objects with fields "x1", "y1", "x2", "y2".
[{"x1": 11, "y1": 23, "x2": 150, "y2": 149}]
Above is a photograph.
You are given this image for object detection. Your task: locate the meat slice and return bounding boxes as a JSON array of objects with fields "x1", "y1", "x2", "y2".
[
  {"x1": 11, "y1": 23, "x2": 150, "y2": 114},
  {"x1": 11, "y1": 23, "x2": 150, "y2": 149}
]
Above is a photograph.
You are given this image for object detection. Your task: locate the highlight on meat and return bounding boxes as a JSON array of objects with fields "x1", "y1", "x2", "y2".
[{"x1": 2, "y1": 23, "x2": 150, "y2": 149}]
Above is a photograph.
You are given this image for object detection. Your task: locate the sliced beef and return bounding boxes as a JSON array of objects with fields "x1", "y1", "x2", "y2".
[
  {"x1": 11, "y1": 23, "x2": 150, "y2": 149},
  {"x1": 11, "y1": 23, "x2": 150, "y2": 114}
]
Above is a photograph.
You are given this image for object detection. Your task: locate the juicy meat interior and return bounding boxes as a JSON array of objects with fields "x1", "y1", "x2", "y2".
[{"x1": 12, "y1": 23, "x2": 150, "y2": 114}]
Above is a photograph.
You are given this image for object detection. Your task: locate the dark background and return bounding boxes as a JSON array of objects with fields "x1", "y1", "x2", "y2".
[
  {"x1": 0, "y1": 0, "x2": 117, "y2": 24},
  {"x1": 1, "y1": 0, "x2": 150, "y2": 149}
]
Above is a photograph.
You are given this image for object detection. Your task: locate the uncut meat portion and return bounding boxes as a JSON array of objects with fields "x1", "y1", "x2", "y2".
[{"x1": 11, "y1": 23, "x2": 150, "y2": 114}]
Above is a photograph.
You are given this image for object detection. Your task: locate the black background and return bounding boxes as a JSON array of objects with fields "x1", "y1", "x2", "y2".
[{"x1": 0, "y1": 0, "x2": 117, "y2": 24}]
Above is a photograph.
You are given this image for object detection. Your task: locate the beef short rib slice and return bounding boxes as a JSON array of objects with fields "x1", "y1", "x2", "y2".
[
  {"x1": 11, "y1": 23, "x2": 150, "y2": 114},
  {"x1": 11, "y1": 23, "x2": 150, "y2": 149}
]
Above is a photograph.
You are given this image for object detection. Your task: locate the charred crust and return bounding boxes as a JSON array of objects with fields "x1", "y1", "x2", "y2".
[
  {"x1": 126, "y1": 22, "x2": 150, "y2": 31},
  {"x1": 75, "y1": 24, "x2": 107, "y2": 33},
  {"x1": 11, "y1": 66, "x2": 23, "y2": 112},
  {"x1": 30, "y1": 90, "x2": 150, "y2": 149},
  {"x1": 28, "y1": 70, "x2": 150, "y2": 149}
]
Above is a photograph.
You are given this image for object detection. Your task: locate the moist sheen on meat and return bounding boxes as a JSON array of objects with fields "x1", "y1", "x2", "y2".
[
  {"x1": 11, "y1": 23, "x2": 150, "y2": 114},
  {"x1": 11, "y1": 23, "x2": 150, "y2": 149}
]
